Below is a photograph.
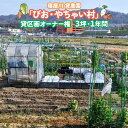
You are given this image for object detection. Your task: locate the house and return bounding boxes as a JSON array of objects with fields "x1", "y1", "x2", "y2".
[{"x1": 8, "y1": 28, "x2": 22, "y2": 35}]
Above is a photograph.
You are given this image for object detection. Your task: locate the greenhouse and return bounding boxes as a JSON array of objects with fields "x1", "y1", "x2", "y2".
[{"x1": 6, "y1": 43, "x2": 44, "y2": 83}]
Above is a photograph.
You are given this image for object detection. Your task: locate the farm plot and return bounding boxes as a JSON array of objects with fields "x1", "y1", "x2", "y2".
[
  {"x1": 0, "y1": 87, "x2": 89, "y2": 128},
  {"x1": 0, "y1": 87, "x2": 126, "y2": 128}
]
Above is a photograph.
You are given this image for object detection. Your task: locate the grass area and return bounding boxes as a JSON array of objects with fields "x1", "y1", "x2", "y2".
[
  {"x1": 58, "y1": 38, "x2": 128, "y2": 45},
  {"x1": 32, "y1": 37, "x2": 128, "y2": 45},
  {"x1": 82, "y1": 30, "x2": 128, "y2": 37},
  {"x1": 2, "y1": 36, "x2": 128, "y2": 46}
]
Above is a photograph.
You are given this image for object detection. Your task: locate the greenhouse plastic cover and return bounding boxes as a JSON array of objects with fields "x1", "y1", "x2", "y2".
[
  {"x1": 6, "y1": 43, "x2": 44, "y2": 83},
  {"x1": 6, "y1": 43, "x2": 41, "y2": 57}
]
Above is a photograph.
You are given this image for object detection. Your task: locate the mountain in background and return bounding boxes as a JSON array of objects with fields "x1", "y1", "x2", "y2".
[{"x1": 0, "y1": 8, "x2": 128, "y2": 25}]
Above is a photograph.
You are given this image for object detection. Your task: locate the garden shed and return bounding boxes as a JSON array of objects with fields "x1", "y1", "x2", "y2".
[{"x1": 6, "y1": 43, "x2": 44, "y2": 83}]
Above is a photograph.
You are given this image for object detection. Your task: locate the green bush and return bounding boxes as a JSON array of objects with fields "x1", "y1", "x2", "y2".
[
  {"x1": 0, "y1": 56, "x2": 7, "y2": 72},
  {"x1": 88, "y1": 98, "x2": 113, "y2": 128},
  {"x1": 68, "y1": 100, "x2": 78, "y2": 111},
  {"x1": 44, "y1": 62, "x2": 60, "y2": 72},
  {"x1": 45, "y1": 72, "x2": 57, "y2": 76},
  {"x1": 92, "y1": 50, "x2": 100, "y2": 72},
  {"x1": 113, "y1": 108, "x2": 127, "y2": 128},
  {"x1": 121, "y1": 52, "x2": 128, "y2": 62}
]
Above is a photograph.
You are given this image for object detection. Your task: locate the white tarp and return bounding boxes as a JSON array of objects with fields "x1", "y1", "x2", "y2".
[
  {"x1": 69, "y1": 67, "x2": 91, "y2": 75},
  {"x1": 84, "y1": 72, "x2": 104, "y2": 83},
  {"x1": 42, "y1": 76, "x2": 59, "y2": 82}
]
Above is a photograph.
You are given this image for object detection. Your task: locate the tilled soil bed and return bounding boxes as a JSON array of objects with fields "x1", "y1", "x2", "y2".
[{"x1": 0, "y1": 87, "x2": 89, "y2": 128}]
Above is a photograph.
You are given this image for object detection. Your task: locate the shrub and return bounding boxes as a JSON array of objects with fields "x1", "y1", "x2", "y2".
[
  {"x1": 88, "y1": 98, "x2": 113, "y2": 128},
  {"x1": 92, "y1": 50, "x2": 100, "y2": 72},
  {"x1": 121, "y1": 52, "x2": 128, "y2": 62},
  {"x1": 68, "y1": 100, "x2": 78, "y2": 111},
  {"x1": 113, "y1": 108, "x2": 127, "y2": 128},
  {"x1": 0, "y1": 56, "x2": 7, "y2": 71}
]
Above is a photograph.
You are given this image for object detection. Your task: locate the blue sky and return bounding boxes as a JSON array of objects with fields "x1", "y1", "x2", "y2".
[{"x1": 0, "y1": 0, "x2": 127, "y2": 15}]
